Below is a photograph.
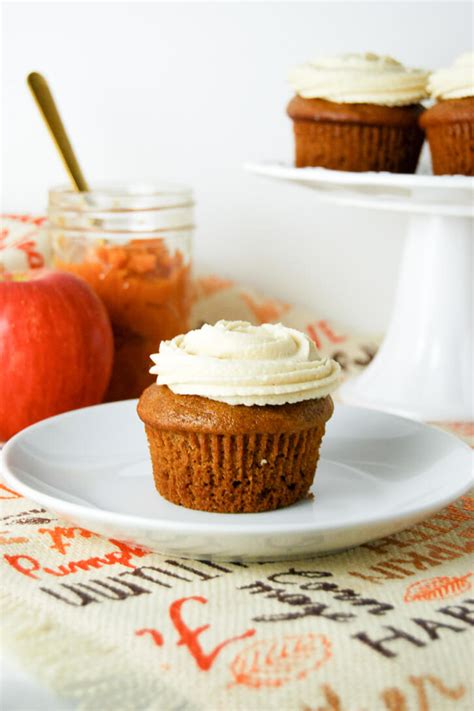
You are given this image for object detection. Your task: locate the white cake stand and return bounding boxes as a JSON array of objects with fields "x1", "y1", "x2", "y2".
[{"x1": 246, "y1": 163, "x2": 474, "y2": 422}]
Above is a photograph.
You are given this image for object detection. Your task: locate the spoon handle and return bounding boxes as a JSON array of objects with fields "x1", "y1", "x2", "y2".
[{"x1": 27, "y1": 72, "x2": 89, "y2": 192}]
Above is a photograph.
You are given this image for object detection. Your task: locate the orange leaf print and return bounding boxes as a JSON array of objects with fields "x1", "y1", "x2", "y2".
[
  {"x1": 240, "y1": 292, "x2": 289, "y2": 324},
  {"x1": 229, "y1": 634, "x2": 331, "y2": 689},
  {"x1": 0, "y1": 484, "x2": 22, "y2": 499},
  {"x1": 196, "y1": 275, "x2": 234, "y2": 298},
  {"x1": 404, "y1": 574, "x2": 472, "y2": 602},
  {"x1": 460, "y1": 495, "x2": 474, "y2": 511},
  {"x1": 441, "y1": 422, "x2": 474, "y2": 439}
]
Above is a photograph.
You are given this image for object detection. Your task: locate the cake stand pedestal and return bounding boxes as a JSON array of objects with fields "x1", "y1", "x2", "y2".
[{"x1": 246, "y1": 164, "x2": 473, "y2": 422}]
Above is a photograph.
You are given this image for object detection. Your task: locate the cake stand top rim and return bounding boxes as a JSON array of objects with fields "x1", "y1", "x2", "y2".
[{"x1": 245, "y1": 162, "x2": 474, "y2": 193}]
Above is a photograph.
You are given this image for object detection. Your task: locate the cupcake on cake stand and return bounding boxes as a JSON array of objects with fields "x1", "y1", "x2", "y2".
[{"x1": 246, "y1": 161, "x2": 473, "y2": 422}]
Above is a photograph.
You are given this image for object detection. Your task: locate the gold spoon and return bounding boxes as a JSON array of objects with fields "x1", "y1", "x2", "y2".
[{"x1": 27, "y1": 72, "x2": 89, "y2": 192}]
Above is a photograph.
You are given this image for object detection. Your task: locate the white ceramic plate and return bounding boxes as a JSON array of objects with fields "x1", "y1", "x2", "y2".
[{"x1": 2, "y1": 401, "x2": 472, "y2": 561}]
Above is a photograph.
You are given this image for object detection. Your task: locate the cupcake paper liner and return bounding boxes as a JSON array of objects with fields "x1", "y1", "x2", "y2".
[
  {"x1": 424, "y1": 122, "x2": 474, "y2": 175},
  {"x1": 292, "y1": 120, "x2": 424, "y2": 173},
  {"x1": 144, "y1": 425, "x2": 326, "y2": 513}
]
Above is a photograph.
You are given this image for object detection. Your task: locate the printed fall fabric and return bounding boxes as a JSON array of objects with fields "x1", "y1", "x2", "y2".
[{"x1": 0, "y1": 482, "x2": 472, "y2": 711}]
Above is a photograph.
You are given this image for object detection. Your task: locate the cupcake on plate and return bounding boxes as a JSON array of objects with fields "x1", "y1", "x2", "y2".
[
  {"x1": 137, "y1": 320, "x2": 340, "y2": 513},
  {"x1": 287, "y1": 52, "x2": 428, "y2": 173},
  {"x1": 420, "y1": 52, "x2": 474, "y2": 175}
]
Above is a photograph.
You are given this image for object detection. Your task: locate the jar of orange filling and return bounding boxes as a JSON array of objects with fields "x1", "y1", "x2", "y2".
[{"x1": 49, "y1": 183, "x2": 193, "y2": 401}]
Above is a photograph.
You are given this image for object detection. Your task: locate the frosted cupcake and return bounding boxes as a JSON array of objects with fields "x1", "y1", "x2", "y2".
[
  {"x1": 420, "y1": 53, "x2": 474, "y2": 175},
  {"x1": 137, "y1": 320, "x2": 340, "y2": 513},
  {"x1": 287, "y1": 52, "x2": 428, "y2": 173}
]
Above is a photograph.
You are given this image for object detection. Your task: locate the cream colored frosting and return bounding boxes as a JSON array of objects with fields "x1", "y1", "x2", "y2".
[
  {"x1": 428, "y1": 52, "x2": 474, "y2": 100},
  {"x1": 288, "y1": 52, "x2": 429, "y2": 106},
  {"x1": 150, "y1": 320, "x2": 341, "y2": 406}
]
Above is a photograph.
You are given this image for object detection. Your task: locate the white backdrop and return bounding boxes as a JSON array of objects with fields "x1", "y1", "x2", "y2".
[{"x1": 2, "y1": 1, "x2": 472, "y2": 332}]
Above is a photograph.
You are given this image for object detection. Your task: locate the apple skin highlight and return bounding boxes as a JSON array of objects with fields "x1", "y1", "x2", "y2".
[{"x1": 0, "y1": 269, "x2": 114, "y2": 440}]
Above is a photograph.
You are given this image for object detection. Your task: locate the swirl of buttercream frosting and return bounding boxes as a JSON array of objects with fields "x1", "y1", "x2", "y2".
[
  {"x1": 150, "y1": 320, "x2": 341, "y2": 406},
  {"x1": 428, "y1": 52, "x2": 474, "y2": 100},
  {"x1": 288, "y1": 52, "x2": 429, "y2": 106}
]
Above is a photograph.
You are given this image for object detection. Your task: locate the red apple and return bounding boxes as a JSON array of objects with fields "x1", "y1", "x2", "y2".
[{"x1": 0, "y1": 269, "x2": 114, "y2": 440}]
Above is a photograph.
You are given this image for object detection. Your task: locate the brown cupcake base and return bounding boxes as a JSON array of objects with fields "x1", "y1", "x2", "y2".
[
  {"x1": 144, "y1": 426, "x2": 325, "y2": 513},
  {"x1": 288, "y1": 97, "x2": 425, "y2": 173},
  {"x1": 420, "y1": 98, "x2": 474, "y2": 176},
  {"x1": 292, "y1": 120, "x2": 424, "y2": 172},
  {"x1": 138, "y1": 385, "x2": 334, "y2": 513}
]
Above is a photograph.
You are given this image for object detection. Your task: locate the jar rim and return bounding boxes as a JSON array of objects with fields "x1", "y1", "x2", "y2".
[
  {"x1": 49, "y1": 181, "x2": 192, "y2": 199},
  {"x1": 49, "y1": 182, "x2": 194, "y2": 214}
]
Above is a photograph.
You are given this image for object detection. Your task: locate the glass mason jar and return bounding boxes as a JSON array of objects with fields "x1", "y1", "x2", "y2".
[{"x1": 49, "y1": 183, "x2": 193, "y2": 401}]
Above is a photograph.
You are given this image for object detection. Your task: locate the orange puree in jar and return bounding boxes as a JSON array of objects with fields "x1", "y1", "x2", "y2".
[{"x1": 56, "y1": 238, "x2": 191, "y2": 401}]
